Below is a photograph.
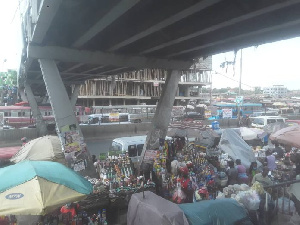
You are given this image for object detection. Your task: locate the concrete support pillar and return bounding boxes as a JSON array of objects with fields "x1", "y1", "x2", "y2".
[
  {"x1": 137, "y1": 99, "x2": 140, "y2": 105},
  {"x1": 40, "y1": 59, "x2": 80, "y2": 133},
  {"x1": 24, "y1": 82, "x2": 48, "y2": 136},
  {"x1": 109, "y1": 99, "x2": 112, "y2": 106},
  {"x1": 92, "y1": 99, "x2": 96, "y2": 106},
  {"x1": 123, "y1": 99, "x2": 126, "y2": 105},
  {"x1": 70, "y1": 84, "x2": 80, "y2": 108},
  {"x1": 139, "y1": 70, "x2": 180, "y2": 168},
  {"x1": 40, "y1": 59, "x2": 91, "y2": 173}
]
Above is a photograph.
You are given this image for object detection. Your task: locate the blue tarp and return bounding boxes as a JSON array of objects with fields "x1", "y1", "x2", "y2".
[{"x1": 179, "y1": 198, "x2": 252, "y2": 225}]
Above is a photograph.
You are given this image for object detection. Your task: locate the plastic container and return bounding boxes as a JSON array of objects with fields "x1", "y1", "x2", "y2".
[{"x1": 211, "y1": 121, "x2": 220, "y2": 130}]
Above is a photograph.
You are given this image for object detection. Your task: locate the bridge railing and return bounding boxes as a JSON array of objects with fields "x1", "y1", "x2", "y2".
[{"x1": 260, "y1": 178, "x2": 300, "y2": 223}]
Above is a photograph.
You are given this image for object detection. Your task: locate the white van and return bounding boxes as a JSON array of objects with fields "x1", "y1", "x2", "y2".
[
  {"x1": 110, "y1": 135, "x2": 146, "y2": 156},
  {"x1": 251, "y1": 116, "x2": 286, "y2": 128},
  {"x1": 110, "y1": 135, "x2": 172, "y2": 163}
]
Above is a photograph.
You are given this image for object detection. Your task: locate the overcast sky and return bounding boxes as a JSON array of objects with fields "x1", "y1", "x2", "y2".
[{"x1": 0, "y1": 0, "x2": 300, "y2": 90}]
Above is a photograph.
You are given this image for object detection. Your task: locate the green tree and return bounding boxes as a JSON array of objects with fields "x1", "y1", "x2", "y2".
[{"x1": 0, "y1": 70, "x2": 17, "y2": 86}]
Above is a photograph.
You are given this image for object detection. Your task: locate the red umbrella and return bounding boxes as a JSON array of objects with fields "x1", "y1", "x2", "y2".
[
  {"x1": 0, "y1": 146, "x2": 20, "y2": 159},
  {"x1": 269, "y1": 125, "x2": 300, "y2": 148}
]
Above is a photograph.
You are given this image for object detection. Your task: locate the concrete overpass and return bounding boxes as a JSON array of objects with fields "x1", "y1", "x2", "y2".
[{"x1": 19, "y1": 0, "x2": 300, "y2": 170}]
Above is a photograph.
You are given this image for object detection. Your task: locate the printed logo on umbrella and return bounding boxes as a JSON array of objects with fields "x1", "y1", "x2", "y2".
[{"x1": 5, "y1": 193, "x2": 24, "y2": 200}]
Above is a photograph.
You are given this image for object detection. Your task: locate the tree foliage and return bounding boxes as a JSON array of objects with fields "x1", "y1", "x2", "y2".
[{"x1": 0, "y1": 70, "x2": 17, "y2": 86}]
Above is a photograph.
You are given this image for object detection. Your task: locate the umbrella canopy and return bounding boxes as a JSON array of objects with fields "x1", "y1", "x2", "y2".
[
  {"x1": 273, "y1": 102, "x2": 287, "y2": 106},
  {"x1": 0, "y1": 161, "x2": 93, "y2": 215},
  {"x1": 263, "y1": 122, "x2": 289, "y2": 134},
  {"x1": 269, "y1": 125, "x2": 300, "y2": 148},
  {"x1": 10, "y1": 136, "x2": 65, "y2": 164},
  {"x1": 239, "y1": 127, "x2": 259, "y2": 140},
  {"x1": 0, "y1": 146, "x2": 20, "y2": 160}
]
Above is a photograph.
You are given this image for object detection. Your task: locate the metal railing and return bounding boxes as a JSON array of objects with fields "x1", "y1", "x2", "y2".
[{"x1": 261, "y1": 178, "x2": 300, "y2": 223}]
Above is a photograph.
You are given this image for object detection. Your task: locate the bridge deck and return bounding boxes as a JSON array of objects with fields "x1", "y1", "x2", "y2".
[{"x1": 21, "y1": 0, "x2": 300, "y2": 93}]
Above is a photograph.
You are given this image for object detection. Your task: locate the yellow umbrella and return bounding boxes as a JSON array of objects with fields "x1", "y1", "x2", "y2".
[{"x1": 0, "y1": 161, "x2": 93, "y2": 215}]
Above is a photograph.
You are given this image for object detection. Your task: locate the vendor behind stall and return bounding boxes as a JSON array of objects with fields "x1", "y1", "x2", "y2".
[
  {"x1": 226, "y1": 161, "x2": 238, "y2": 185},
  {"x1": 248, "y1": 161, "x2": 259, "y2": 184},
  {"x1": 252, "y1": 166, "x2": 273, "y2": 186},
  {"x1": 235, "y1": 159, "x2": 249, "y2": 184},
  {"x1": 272, "y1": 143, "x2": 284, "y2": 159},
  {"x1": 60, "y1": 202, "x2": 80, "y2": 222},
  {"x1": 265, "y1": 150, "x2": 277, "y2": 171}
]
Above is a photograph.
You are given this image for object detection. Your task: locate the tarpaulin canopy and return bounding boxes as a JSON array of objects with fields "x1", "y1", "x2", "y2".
[
  {"x1": 127, "y1": 191, "x2": 189, "y2": 225},
  {"x1": 179, "y1": 198, "x2": 253, "y2": 225},
  {"x1": 168, "y1": 121, "x2": 207, "y2": 138},
  {"x1": 270, "y1": 125, "x2": 300, "y2": 148},
  {"x1": 218, "y1": 129, "x2": 258, "y2": 168},
  {"x1": 193, "y1": 129, "x2": 220, "y2": 149}
]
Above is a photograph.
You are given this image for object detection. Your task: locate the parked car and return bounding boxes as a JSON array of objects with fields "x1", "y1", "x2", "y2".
[{"x1": 251, "y1": 116, "x2": 286, "y2": 128}]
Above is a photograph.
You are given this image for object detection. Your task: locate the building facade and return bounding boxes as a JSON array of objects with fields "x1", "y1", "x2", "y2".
[
  {"x1": 263, "y1": 85, "x2": 287, "y2": 97},
  {"x1": 77, "y1": 57, "x2": 212, "y2": 106}
]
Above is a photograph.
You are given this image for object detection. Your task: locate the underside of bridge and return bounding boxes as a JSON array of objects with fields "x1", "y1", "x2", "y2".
[
  {"x1": 20, "y1": 0, "x2": 300, "y2": 95},
  {"x1": 19, "y1": 0, "x2": 300, "y2": 171}
]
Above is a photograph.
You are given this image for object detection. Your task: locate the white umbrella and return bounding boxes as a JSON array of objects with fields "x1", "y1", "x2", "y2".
[
  {"x1": 239, "y1": 127, "x2": 258, "y2": 140},
  {"x1": 10, "y1": 136, "x2": 66, "y2": 165}
]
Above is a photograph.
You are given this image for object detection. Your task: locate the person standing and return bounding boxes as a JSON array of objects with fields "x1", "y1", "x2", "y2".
[
  {"x1": 265, "y1": 150, "x2": 277, "y2": 171},
  {"x1": 248, "y1": 161, "x2": 259, "y2": 184},
  {"x1": 235, "y1": 159, "x2": 249, "y2": 184},
  {"x1": 272, "y1": 143, "x2": 284, "y2": 159},
  {"x1": 226, "y1": 161, "x2": 238, "y2": 185},
  {"x1": 21, "y1": 137, "x2": 27, "y2": 146}
]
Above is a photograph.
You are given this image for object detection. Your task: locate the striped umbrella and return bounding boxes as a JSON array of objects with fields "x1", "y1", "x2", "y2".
[{"x1": 0, "y1": 161, "x2": 93, "y2": 215}]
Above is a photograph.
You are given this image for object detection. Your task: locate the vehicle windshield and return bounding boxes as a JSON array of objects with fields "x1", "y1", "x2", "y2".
[
  {"x1": 253, "y1": 118, "x2": 264, "y2": 125},
  {"x1": 111, "y1": 141, "x2": 122, "y2": 151}
]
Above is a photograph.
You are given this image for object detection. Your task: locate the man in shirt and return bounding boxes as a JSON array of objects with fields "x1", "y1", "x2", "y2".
[
  {"x1": 252, "y1": 166, "x2": 273, "y2": 186},
  {"x1": 265, "y1": 150, "x2": 277, "y2": 171},
  {"x1": 272, "y1": 143, "x2": 284, "y2": 159}
]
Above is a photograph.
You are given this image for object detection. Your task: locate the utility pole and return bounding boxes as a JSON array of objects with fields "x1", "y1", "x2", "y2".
[
  {"x1": 210, "y1": 72, "x2": 213, "y2": 105},
  {"x1": 237, "y1": 49, "x2": 243, "y2": 126}
]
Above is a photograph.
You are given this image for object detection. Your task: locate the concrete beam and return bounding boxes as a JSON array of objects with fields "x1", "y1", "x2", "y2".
[
  {"x1": 80, "y1": 65, "x2": 106, "y2": 74},
  {"x1": 75, "y1": 67, "x2": 128, "y2": 81},
  {"x1": 109, "y1": 0, "x2": 221, "y2": 51},
  {"x1": 27, "y1": 78, "x2": 84, "y2": 86},
  {"x1": 28, "y1": 45, "x2": 193, "y2": 70},
  {"x1": 24, "y1": 82, "x2": 48, "y2": 136},
  {"x1": 73, "y1": 0, "x2": 140, "y2": 47},
  {"x1": 141, "y1": 0, "x2": 300, "y2": 54},
  {"x1": 139, "y1": 70, "x2": 181, "y2": 169},
  {"x1": 167, "y1": 17, "x2": 300, "y2": 57},
  {"x1": 62, "y1": 63, "x2": 84, "y2": 73},
  {"x1": 31, "y1": 0, "x2": 62, "y2": 44}
]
